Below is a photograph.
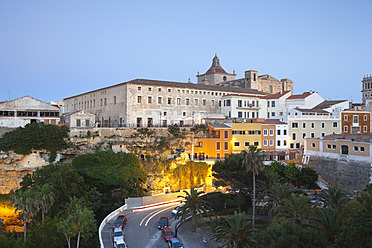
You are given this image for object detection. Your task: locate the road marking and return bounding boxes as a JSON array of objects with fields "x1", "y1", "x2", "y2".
[
  {"x1": 144, "y1": 230, "x2": 162, "y2": 248},
  {"x1": 139, "y1": 209, "x2": 161, "y2": 226},
  {"x1": 145, "y1": 205, "x2": 175, "y2": 227}
]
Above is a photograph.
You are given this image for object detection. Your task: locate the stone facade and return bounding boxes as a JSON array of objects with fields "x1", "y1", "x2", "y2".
[
  {"x1": 197, "y1": 55, "x2": 293, "y2": 94},
  {"x1": 62, "y1": 110, "x2": 96, "y2": 128},
  {"x1": 0, "y1": 96, "x2": 61, "y2": 128},
  {"x1": 308, "y1": 156, "x2": 371, "y2": 191},
  {"x1": 64, "y1": 79, "x2": 267, "y2": 127}
]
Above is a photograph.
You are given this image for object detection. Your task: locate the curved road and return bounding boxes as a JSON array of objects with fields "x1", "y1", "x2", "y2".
[{"x1": 102, "y1": 203, "x2": 180, "y2": 248}]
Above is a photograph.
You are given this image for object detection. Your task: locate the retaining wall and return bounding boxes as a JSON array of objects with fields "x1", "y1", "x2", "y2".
[{"x1": 308, "y1": 156, "x2": 372, "y2": 191}]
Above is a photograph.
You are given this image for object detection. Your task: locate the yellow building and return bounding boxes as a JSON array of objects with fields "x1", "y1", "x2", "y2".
[{"x1": 231, "y1": 122, "x2": 262, "y2": 154}]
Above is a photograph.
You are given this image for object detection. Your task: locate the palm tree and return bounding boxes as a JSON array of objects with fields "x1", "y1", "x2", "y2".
[
  {"x1": 274, "y1": 193, "x2": 314, "y2": 225},
  {"x1": 175, "y1": 188, "x2": 210, "y2": 232},
  {"x1": 241, "y1": 145, "x2": 265, "y2": 230},
  {"x1": 34, "y1": 184, "x2": 55, "y2": 225},
  {"x1": 312, "y1": 207, "x2": 343, "y2": 244},
  {"x1": 10, "y1": 189, "x2": 38, "y2": 243},
  {"x1": 265, "y1": 183, "x2": 294, "y2": 222},
  {"x1": 319, "y1": 187, "x2": 348, "y2": 210},
  {"x1": 212, "y1": 211, "x2": 256, "y2": 248}
]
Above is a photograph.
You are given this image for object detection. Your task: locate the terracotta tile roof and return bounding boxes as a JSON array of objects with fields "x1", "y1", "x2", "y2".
[
  {"x1": 295, "y1": 108, "x2": 329, "y2": 114},
  {"x1": 313, "y1": 100, "x2": 348, "y2": 110},
  {"x1": 262, "y1": 119, "x2": 287, "y2": 125},
  {"x1": 313, "y1": 133, "x2": 372, "y2": 143},
  {"x1": 64, "y1": 79, "x2": 268, "y2": 99},
  {"x1": 209, "y1": 124, "x2": 232, "y2": 129},
  {"x1": 287, "y1": 91, "x2": 313, "y2": 99},
  {"x1": 261, "y1": 91, "x2": 291, "y2": 99}
]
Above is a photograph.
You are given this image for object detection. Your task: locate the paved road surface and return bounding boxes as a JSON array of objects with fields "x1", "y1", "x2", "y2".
[{"x1": 102, "y1": 203, "x2": 180, "y2": 248}]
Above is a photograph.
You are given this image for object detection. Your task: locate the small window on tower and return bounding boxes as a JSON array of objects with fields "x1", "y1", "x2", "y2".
[{"x1": 223, "y1": 76, "x2": 227, "y2": 81}]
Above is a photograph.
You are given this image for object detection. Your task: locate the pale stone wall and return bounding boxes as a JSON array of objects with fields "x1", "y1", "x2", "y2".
[
  {"x1": 64, "y1": 84, "x2": 127, "y2": 126},
  {"x1": 126, "y1": 83, "x2": 228, "y2": 127},
  {"x1": 65, "y1": 110, "x2": 95, "y2": 128},
  {"x1": 308, "y1": 156, "x2": 372, "y2": 191}
]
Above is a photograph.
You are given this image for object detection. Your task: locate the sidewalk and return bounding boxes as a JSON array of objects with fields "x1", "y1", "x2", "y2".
[{"x1": 174, "y1": 218, "x2": 222, "y2": 248}]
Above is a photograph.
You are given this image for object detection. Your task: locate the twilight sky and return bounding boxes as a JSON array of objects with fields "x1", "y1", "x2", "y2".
[{"x1": 1, "y1": 0, "x2": 371, "y2": 104}]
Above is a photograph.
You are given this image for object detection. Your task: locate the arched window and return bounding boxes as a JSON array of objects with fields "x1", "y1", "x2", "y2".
[
  {"x1": 341, "y1": 145, "x2": 349, "y2": 155},
  {"x1": 254, "y1": 74, "x2": 256, "y2": 81}
]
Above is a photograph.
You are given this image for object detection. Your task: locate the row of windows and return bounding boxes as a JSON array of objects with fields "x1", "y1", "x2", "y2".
[
  {"x1": 137, "y1": 96, "x2": 217, "y2": 107},
  {"x1": 343, "y1": 125, "x2": 368, "y2": 132},
  {"x1": 267, "y1": 100, "x2": 276, "y2": 107},
  {"x1": 322, "y1": 143, "x2": 365, "y2": 152},
  {"x1": 76, "y1": 119, "x2": 90, "y2": 127},
  {"x1": 0, "y1": 111, "x2": 59, "y2": 117},
  {"x1": 343, "y1": 114, "x2": 368, "y2": 122},
  {"x1": 292, "y1": 122, "x2": 338, "y2": 129},
  {"x1": 232, "y1": 129, "x2": 288, "y2": 136},
  {"x1": 233, "y1": 141, "x2": 260, "y2": 147},
  {"x1": 263, "y1": 129, "x2": 274, "y2": 136},
  {"x1": 237, "y1": 100, "x2": 258, "y2": 108},
  {"x1": 292, "y1": 132, "x2": 326, "y2": 140},
  {"x1": 237, "y1": 111, "x2": 260, "y2": 118},
  {"x1": 232, "y1": 130, "x2": 261, "y2": 135},
  {"x1": 137, "y1": 86, "x2": 227, "y2": 96}
]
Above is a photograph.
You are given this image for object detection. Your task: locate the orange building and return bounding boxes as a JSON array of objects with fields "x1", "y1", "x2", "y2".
[
  {"x1": 193, "y1": 124, "x2": 232, "y2": 161},
  {"x1": 341, "y1": 109, "x2": 370, "y2": 134}
]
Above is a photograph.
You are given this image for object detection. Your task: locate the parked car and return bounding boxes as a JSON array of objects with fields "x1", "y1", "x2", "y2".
[
  {"x1": 114, "y1": 215, "x2": 127, "y2": 229},
  {"x1": 158, "y1": 216, "x2": 169, "y2": 229},
  {"x1": 113, "y1": 227, "x2": 124, "y2": 245},
  {"x1": 168, "y1": 238, "x2": 183, "y2": 248},
  {"x1": 161, "y1": 227, "x2": 175, "y2": 241},
  {"x1": 171, "y1": 205, "x2": 183, "y2": 215},
  {"x1": 113, "y1": 237, "x2": 127, "y2": 248}
]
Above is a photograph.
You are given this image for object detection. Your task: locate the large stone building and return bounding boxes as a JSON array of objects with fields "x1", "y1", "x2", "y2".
[
  {"x1": 0, "y1": 96, "x2": 61, "y2": 128},
  {"x1": 64, "y1": 79, "x2": 267, "y2": 127},
  {"x1": 197, "y1": 55, "x2": 293, "y2": 94}
]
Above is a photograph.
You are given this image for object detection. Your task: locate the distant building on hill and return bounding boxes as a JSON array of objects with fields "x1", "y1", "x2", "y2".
[{"x1": 0, "y1": 96, "x2": 61, "y2": 128}]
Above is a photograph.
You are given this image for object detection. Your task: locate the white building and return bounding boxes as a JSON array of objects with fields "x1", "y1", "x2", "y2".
[
  {"x1": 62, "y1": 110, "x2": 95, "y2": 128},
  {"x1": 260, "y1": 91, "x2": 292, "y2": 119},
  {"x1": 0, "y1": 96, "x2": 61, "y2": 128}
]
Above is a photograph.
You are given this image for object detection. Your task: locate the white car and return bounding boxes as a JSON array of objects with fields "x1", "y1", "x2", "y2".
[
  {"x1": 172, "y1": 204, "x2": 184, "y2": 215},
  {"x1": 114, "y1": 237, "x2": 127, "y2": 248},
  {"x1": 113, "y1": 227, "x2": 124, "y2": 245}
]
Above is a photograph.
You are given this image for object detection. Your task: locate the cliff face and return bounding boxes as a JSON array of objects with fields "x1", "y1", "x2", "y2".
[
  {"x1": 0, "y1": 152, "x2": 48, "y2": 194},
  {"x1": 0, "y1": 127, "x2": 205, "y2": 194}
]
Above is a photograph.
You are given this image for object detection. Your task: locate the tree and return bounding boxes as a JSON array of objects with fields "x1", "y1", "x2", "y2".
[
  {"x1": 57, "y1": 198, "x2": 96, "y2": 248},
  {"x1": 241, "y1": 145, "x2": 265, "y2": 230},
  {"x1": 312, "y1": 207, "x2": 343, "y2": 244},
  {"x1": 284, "y1": 163, "x2": 300, "y2": 186},
  {"x1": 274, "y1": 193, "x2": 314, "y2": 225},
  {"x1": 0, "y1": 122, "x2": 69, "y2": 161},
  {"x1": 257, "y1": 169, "x2": 282, "y2": 200},
  {"x1": 333, "y1": 184, "x2": 372, "y2": 247},
  {"x1": 212, "y1": 153, "x2": 250, "y2": 190},
  {"x1": 10, "y1": 189, "x2": 39, "y2": 243},
  {"x1": 298, "y1": 167, "x2": 318, "y2": 188},
  {"x1": 211, "y1": 211, "x2": 256, "y2": 248},
  {"x1": 319, "y1": 186, "x2": 348, "y2": 210},
  {"x1": 72, "y1": 151, "x2": 147, "y2": 197},
  {"x1": 265, "y1": 183, "x2": 294, "y2": 222},
  {"x1": 255, "y1": 220, "x2": 329, "y2": 248},
  {"x1": 33, "y1": 184, "x2": 55, "y2": 225},
  {"x1": 201, "y1": 192, "x2": 228, "y2": 218},
  {"x1": 172, "y1": 161, "x2": 210, "y2": 190},
  {"x1": 175, "y1": 188, "x2": 210, "y2": 232}
]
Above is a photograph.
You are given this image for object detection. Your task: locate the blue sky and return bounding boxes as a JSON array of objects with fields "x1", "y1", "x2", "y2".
[{"x1": 1, "y1": 0, "x2": 371, "y2": 104}]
